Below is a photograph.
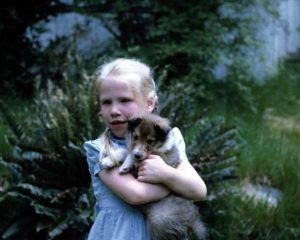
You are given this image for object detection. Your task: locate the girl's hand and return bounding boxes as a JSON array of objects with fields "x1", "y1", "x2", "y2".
[
  {"x1": 137, "y1": 154, "x2": 207, "y2": 201},
  {"x1": 137, "y1": 154, "x2": 171, "y2": 183}
]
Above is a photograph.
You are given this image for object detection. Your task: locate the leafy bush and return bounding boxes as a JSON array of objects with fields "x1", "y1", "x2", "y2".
[
  {"x1": 102, "y1": 0, "x2": 276, "y2": 113},
  {"x1": 0, "y1": 52, "x2": 102, "y2": 239}
]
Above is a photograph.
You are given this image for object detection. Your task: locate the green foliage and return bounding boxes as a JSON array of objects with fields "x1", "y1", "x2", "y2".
[
  {"x1": 1, "y1": 0, "x2": 277, "y2": 105},
  {"x1": 205, "y1": 122, "x2": 300, "y2": 239},
  {"x1": 205, "y1": 62, "x2": 300, "y2": 240},
  {"x1": 103, "y1": 0, "x2": 276, "y2": 112},
  {"x1": 157, "y1": 75, "x2": 240, "y2": 186},
  {"x1": 0, "y1": 0, "x2": 111, "y2": 97},
  {"x1": 0, "y1": 0, "x2": 61, "y2": 97},
  {"x1": 0, "y1": 52, "x2": 102, "y2": 239}
]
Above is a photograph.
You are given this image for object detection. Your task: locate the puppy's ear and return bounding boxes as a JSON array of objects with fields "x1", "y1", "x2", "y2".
[
  {"x1": 128, "y1": 117, "x2": 142, "y2": 131},
  {"x1": 155, "y1": 124, "x2": 171, "y2": 140}
]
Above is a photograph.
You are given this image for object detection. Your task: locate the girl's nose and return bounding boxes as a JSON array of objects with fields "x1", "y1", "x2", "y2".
[{"x1": 110, "y1": 103, "x2": 121, "y2": 115}]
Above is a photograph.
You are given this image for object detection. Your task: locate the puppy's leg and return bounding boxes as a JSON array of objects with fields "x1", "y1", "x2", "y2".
[
  {"x1": 100, "y1": 156, "x2": 115, "y2": 169},
  {"x1": 145, "y1": 195, "x2": 207, "y2": 240},
  {"x1": 119, "y1": 154, "x2": 135, "y2": 174},
  {"x1": 145, "y1": 196, "x2": 190, "y2": 240},
  {"x1": 101, "y1": 148, "x2": 128, "y2": 169},
  {"x1": 192, "y1": 218, "x2": 208, "y2": 240},
  {"x1": 114, "y1": 148, "x2": 129, "y2": 163}
]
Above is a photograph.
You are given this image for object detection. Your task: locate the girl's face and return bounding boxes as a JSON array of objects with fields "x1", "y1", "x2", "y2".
[{"x1": 100, "y1": 75, "x2": 153, "y2": 138}]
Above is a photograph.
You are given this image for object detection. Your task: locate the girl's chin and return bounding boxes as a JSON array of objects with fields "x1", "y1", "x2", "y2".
[{"x1": 110, "y1": 126, "x2": 127, "y2": 138}]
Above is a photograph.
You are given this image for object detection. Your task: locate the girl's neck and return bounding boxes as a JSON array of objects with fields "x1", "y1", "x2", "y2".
[
  {"x1": 108, "y1": 130, "x2": 125, "y2": 140},
  {"x1": 108, "y1": 130, "x2": 126, "y2": 147}
]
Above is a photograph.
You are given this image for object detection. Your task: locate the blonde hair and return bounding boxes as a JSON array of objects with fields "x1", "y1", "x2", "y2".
[
  {"x1": 96, "y1": 58, "x2": 158, "y2": 108},
  {"x1": 96, "y1": 58, "x2": 159, "y2": 164}
]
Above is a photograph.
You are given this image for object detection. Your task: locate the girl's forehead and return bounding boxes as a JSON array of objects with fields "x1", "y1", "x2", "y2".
[
  {"x1": 100, "y1": 75, "x2": 138, "y2": 98},
  {"x1": 101, "y1": 75, "x2": 129, "y2": 89}
]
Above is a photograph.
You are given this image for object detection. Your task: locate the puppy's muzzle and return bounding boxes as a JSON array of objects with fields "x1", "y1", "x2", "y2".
[{"x1": 134, "y1": 153, "x2": 144, "y2": 161}]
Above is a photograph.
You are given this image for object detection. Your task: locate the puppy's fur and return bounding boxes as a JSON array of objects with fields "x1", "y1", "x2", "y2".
[{"x1": 100, "y1": 113, "x2": 207, "y2": 240}]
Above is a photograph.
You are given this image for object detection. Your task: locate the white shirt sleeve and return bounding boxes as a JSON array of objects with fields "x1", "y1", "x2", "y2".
[{"x1": 170, "y1": 127, "x2": 189, "y2": 162}]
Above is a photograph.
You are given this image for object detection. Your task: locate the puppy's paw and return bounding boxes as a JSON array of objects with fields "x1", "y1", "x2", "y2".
[
  {"x1": 101, "y1": 156, "x2": 115, "y2": 169},
  {"x1": 119, "y1": 154, "x2": 134, "y2": 174},
  {"x1": 119, "y1": 166, "x2": 131, "y2": 175}
]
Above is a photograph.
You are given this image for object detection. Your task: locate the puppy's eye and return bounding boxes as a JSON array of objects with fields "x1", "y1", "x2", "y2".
[
  {"x1": 147, "y1": 139, "x2": 155, "y2": 145},
  {"x1": 132, "y1": 134, "x2": 138, "y2": 141}
]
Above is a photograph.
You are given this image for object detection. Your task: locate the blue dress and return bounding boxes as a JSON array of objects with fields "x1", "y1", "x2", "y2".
[{"x1": 84, "y1": 133, "x2": 151, "y2": 240}]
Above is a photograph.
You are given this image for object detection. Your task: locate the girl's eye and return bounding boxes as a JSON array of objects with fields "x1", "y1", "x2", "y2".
[
  {"x1": 121, "y1": 98, "x2": 132, "y2": 103},
  {"x1": 101, "y1": 99, "x2": 111, "y2": 105}
]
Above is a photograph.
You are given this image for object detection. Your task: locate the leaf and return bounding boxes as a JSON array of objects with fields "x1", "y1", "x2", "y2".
[
  {"x1": 203, "y1": 166, "x2": 238, "y2": 183},
  {"x1": 0, "y1": 100, "x2": 30, "y2": 144},
  {"x1": 48, "y1": 219, "x2": 69, "y2": 240},
  {"x1": 16, "y1": 183, "x2": 58, "y2": 200},
  {"x1": 68, "y1": 141, "x2": 85, "y2": 155},
  {"x1": 21, "y1": 151, "x2": 43, "y2": 161},
  {"x1": 0, "y1": 158, "x2": 22, "y2": 179},
  {"x1": 2, "y1": 216, "x2": 33, "y2": 239},
  {"x1": 31, "y1": 201, "x2": 58, "y2": 219}
]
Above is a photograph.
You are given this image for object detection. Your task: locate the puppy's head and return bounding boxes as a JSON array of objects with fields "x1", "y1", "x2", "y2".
[{"x1": 127, "y1": 113, "x2": 171, "y2": 161}]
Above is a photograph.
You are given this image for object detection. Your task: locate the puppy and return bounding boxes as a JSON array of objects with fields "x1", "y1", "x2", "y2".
[
  {"x1": 99, "y1": 113, "x2": 178, "y2": 172},
  {"x1": 99, "y1": 113, "x2": 180, "y2": 175},
  {"x1": 100, "y1": 113, "x2": 207, "y2": 240},
  {"x1": 118, "y1": 113, "x2": 181, "y2": 174}
]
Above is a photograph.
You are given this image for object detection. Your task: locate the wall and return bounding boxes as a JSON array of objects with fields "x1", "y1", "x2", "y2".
[{"x1": 259, "y1": 0, "x2": 300, "y2": 77}]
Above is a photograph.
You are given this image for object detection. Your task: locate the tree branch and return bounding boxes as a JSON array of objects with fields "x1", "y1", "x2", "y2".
[{"x1": 49, "y1": 3, "x2": 155, "y2": 15}]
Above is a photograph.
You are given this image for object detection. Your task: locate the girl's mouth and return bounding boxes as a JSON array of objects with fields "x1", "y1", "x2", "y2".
[{"x1": 111, "y1": 120, "x2": 126, "y2": 126}]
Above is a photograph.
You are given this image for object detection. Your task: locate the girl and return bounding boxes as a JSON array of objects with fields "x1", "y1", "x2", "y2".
[{"x1": 84, "y1": 58, "x2": 207, "y2": 240}]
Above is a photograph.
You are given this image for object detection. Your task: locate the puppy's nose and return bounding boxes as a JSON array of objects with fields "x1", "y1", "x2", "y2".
[{"x1": 134, "y1": 153, "x2": 143, "y2": 161}]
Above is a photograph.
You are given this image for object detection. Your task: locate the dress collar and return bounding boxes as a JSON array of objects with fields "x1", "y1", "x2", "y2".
[{"x1": 108, "y1": 130, "x2": 126, "y2": 147}]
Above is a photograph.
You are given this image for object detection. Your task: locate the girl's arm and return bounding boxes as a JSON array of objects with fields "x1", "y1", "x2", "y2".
[
  {"x1": 137, "y1": 127, "x2": 207, "y2": 201},
  {"x1": 137, "y1": 154, "x2": 207, "y2": 201},
  {"x1": 99, "y1": 167, "x2": 170, "y2": 205}
]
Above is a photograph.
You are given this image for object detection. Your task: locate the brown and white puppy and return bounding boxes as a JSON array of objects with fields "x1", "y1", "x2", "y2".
[
  {"x1": 100, "y1": 113, "x2": 179, "y2": 172},
  {"x1": 118, "y1": 112, "x2": 180, "y2": 174},
  {"x1": 119, "y1": 112, "x2": 207, "y2": 240}
]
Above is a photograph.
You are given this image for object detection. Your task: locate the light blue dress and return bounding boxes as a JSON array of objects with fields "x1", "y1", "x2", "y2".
[
  {"x1": 84, "y1": 128, "x2": 188, "y2": 240},
  {"x1": 84, "y1": 133, "x2": 151, "y2": 240}
]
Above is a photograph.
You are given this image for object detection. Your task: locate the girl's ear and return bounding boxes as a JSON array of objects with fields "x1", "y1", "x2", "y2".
[{"x1": 146, "y1": 97, "x2": 156, "y2": 112}]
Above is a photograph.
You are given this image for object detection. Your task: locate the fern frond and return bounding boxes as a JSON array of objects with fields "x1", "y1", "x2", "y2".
[
  {"x1": 183, "y1": 114, "x2": 240, "y2": 191},
  {"x1": 0, "y1": 157, "x2": 22, "y2": 180},
  {"x1": 203, "y1": 166, "x2": 238, "y2": 184},
  {"x1": 5, "y1": 191, "x2": 32, "y2": 202},
  {"x1": 30, "y1": 201, "x2": 59, "y2": 219},
  {"x1": 193, "y1": 156, "x2": 237, "y2": 171},
  {"x1": 15, "y1": 183, "x2": 59, "y2": 200},
  {"x1": 21, "y1": 151, "x2": 44, "y2": 161},
  {"x1": 2, "y1": 216, "x2": 34, "y2": 239},
  {"x1": 48, "y1": 218, "x2": 69, "y2": 240},
  {"x1": 0, "y1": 100, "x2": 30, "y2": 144}
]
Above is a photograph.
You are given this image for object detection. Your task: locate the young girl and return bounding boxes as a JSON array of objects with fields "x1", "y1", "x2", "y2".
[{"x1": 84, "y1": 58, "x2": 207, "y2": 240}]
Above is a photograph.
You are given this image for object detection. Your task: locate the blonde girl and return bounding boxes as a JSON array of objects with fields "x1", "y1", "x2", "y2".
[{"x1": 84, "y1": 58, "x2": 207, "y2": 240}]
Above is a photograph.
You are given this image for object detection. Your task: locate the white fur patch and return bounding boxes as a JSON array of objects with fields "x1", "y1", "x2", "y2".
[{"x1": 157, "y1": 127, "x2": 179, "y2": 152}]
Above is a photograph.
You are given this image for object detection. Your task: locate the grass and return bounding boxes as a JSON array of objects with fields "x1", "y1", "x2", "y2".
[{"x1": 207, "y1": 62, "x2": 300, "y2": 239}]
